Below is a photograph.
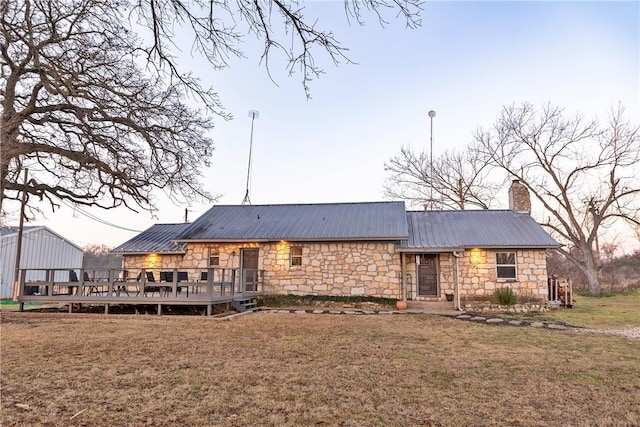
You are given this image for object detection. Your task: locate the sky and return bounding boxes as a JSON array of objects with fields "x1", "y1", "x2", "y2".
[{"x1": 14, "y1": 1, "x2": 640, "y2": 251}]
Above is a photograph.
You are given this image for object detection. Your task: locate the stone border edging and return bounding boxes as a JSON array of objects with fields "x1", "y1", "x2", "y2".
[
  {"x1": 452, "y1": 313, "x2": 581, "y2": 330},
  {"x1": 259, "y1": 307, "x2": 581, "y2": 331}
]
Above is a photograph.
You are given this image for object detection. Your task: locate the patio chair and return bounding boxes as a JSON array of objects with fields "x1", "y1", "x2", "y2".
[
  {"x1": 68, "y1": 270, "x2": 78, "y2": 295},
  {"x1": 177, "y1": 271, "x2": 189, "y2": 296},
  {"x1": 143, "y1": 272, "x2": 165, "y2": 296}
]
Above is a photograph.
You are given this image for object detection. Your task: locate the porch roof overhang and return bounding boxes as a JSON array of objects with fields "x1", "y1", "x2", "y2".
[
  {"x1": 174, "y1": 237, "x2": 408, "y2": 243},
  {"x1": 397, "y1": 244, "x2": 558, "y2": 253},
  {"x1": 396, "y1": 246, "x2": 464, "y2": 253},
  {"x1": 116, "y1": 250, "x2": 187, "y2": 256}
]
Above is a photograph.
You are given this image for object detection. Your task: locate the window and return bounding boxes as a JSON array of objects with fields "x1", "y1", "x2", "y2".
[
  {"x1": 208, "y1": 249, "x2": 220, "y2": 266},
  {"x1": 290, "y1": 246, "x2": 303, "y2": 266},
  {"x1": 496, "y1": 252, "x2": 517, "y2": 280}
]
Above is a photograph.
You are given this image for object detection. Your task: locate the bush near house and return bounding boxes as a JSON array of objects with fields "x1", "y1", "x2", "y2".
[
  {"x1": 257, "y1": 294, "x2": 396, "y2": 309},
  {"x1": 495, "y1": 287, "x2": 517, "y2": 305}
]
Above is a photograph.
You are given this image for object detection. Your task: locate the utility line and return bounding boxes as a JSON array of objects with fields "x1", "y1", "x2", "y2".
[{"x1": 56, "y1": 197, "x2": 143, "y2": 233}]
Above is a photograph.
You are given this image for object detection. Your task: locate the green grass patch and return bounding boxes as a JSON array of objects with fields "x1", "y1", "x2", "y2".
[
  {"x1": 0, "y1": 301, "x2": 48, "y2": 311},
  {"x1": 504, "y1": 289, "x2": 640, "y2": 329}
]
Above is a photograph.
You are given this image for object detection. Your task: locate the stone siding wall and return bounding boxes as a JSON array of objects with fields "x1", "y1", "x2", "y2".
[
  {"x1": 404, "y1": 249, "x2": 548, "y2": 300},
  {"x1": 261, "y1": 241, "x2": 401, "y2": 297},
  {"x1": 456, "y1": 248, "x2": 548, "y2": 298},
  {"x1": 123, "y1": 241, "x2": 402, "y2": 298},
  {"x1": 122, "y1": 246, "x2": 547, "y2": 300}
]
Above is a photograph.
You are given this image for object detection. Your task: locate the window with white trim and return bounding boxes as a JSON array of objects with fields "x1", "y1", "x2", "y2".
[
  {"x1": 496, "y1": 252, "x2": 517, "y2": 280},
  {"x1": 208, "y1": 249, "x2": 220, "y2": 266},
  {"x1": 290, "y1": 246, "x2": 303, "y2": 266}
]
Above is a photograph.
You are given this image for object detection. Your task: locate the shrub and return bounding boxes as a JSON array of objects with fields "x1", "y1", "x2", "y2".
[
  {"x1": 495, "y1": 287, "x2": 517, "y2": 305},
  {"x1": 257, "y1": 294, "x2": 396, "y2": 308}
]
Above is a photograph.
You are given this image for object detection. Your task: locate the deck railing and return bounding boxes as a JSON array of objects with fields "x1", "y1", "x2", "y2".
[
  {"x1": 547, "y1": 276, "x2": 573, "y2": 308},
  {"x1": 17, "y1": 267, "x2": 265, "y2": 309}
]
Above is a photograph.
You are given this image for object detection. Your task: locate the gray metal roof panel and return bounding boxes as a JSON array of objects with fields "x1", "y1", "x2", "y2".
[
  {"x1": 176, "y1": 202, "x2": 409, "y2": 241},
  {"x1": 405, "y1": 210, "x2": 558, "y2": 250},
  {"x1": 111, "y1": 223, "x2": 190, "y2": 254},
  {"x1": 0, "y1": 226, "x2": 39, "y2": 237}
]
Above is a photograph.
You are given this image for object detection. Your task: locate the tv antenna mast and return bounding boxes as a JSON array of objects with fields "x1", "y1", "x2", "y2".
[{"x1": 241, "y1": 110, "x2": 259, "y2": 205}]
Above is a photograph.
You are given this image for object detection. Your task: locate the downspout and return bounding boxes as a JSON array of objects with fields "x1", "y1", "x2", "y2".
[
  {"x1": 400, "y1": 252, "x2": 406, "y2": 301},
  {"x1": 453, "y1": 251, "x2": 462, "y2": 311}
]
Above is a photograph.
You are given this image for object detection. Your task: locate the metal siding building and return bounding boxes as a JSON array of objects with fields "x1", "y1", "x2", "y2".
[{"x1": 0, "y1": 226, "x2": 84, "y2": 299}]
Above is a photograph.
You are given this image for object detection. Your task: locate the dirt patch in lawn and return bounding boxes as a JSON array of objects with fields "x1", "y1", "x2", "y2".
[{"x1": 1, "y1": 312, "x2": 639, "y2": 426}]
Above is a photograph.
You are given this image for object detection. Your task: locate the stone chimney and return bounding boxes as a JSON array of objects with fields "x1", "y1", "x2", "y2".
[{"x1": 508, "y1": 179, "x2": 531, "y2": 213}]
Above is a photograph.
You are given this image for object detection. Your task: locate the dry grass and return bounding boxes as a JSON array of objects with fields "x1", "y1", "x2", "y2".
[{"x1": 1, "y1": 312, "x2": 639, "y2": 426}]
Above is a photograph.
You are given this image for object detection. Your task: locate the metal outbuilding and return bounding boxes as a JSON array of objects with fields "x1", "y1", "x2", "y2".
[{"x1": 0, "y1": 226, "x2": 83, "y2": 299}]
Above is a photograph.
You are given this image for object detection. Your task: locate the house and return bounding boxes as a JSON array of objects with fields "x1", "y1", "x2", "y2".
[
  {"x1": 0, "y1": 226, "x2": 84, "y2": 299},
  {"x1": 112, "y1": 181, "x2": 559, "y2": 307}
]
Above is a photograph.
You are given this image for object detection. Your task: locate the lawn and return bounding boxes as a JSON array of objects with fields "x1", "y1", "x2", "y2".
[
  {"x1": 505, "y1": 289, "x2": 640, "y2": 329},
  {"x1": 1, "y1": 311, "x2": 639, "y2": 426}
]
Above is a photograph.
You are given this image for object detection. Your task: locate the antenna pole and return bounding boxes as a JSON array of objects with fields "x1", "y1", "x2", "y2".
[
  {"x1": 428, "y1": 110, "x2": 436, "y2": 210},
  {"x1": 242, "y1": 110, "x2": 259, "y2": 205}
]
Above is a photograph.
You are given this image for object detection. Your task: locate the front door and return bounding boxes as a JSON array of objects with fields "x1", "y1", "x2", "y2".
[
  {"x1": 417, "y1": 254, "x2": 438, "y2": 297},
  {"x1": 241, "y1": 248, "x2": 259, "y2": 292}
]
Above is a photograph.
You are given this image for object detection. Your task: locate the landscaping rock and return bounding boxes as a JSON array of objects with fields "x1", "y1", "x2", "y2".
[
  {"x1": 547, "y1": 324, "x2": 567, "y2": 330},
  {"x1": 531, "y1": 322, "x2": 544, "y2": 327},
  {"x1": 486, "y1": 318, "x2": 504, "y2": 324},
  {"x1": 470, "y1": 316, "x2": 486, "y2": 321}
]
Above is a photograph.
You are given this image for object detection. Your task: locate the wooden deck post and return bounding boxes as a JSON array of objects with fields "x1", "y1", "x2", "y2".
[
  {"x1": 68, "y1": 303, "x2": 73, "y2": 313},
  {"x1": 157, "y1": 304, "x2": 162, "y2": 315},
  {"x1": 105, "y1": 304, "x2": 109, "y2": 314},
  {"x1": 207, "y1": 304, "x2": 212, "y2": 316}
]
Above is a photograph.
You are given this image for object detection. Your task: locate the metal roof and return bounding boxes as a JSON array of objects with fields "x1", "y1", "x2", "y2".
[
  {"x1": 111, "y1": 223, "x2": 190, "y2": 254},
  {"x1": 0, "y1": 226, "x2": 39, "y2": 237},
  {"x1": 175, "y1": 202, "x2": 409, "y2": 242},
  {"x1": 0, "y1": 226, "x2": 83, "y2": 251},
  {"x1": 401, "y1": 210, "x2": 559, "y2": 251}
]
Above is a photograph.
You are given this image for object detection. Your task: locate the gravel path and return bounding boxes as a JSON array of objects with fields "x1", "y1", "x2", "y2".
[{"x1": 582, "y1": 326, "x2": 640, "y2": 339}]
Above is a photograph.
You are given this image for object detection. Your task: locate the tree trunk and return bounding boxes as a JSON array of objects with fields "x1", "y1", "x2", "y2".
[{"x1": 583, "y1": 254, "x2": 602, "y2": 294}]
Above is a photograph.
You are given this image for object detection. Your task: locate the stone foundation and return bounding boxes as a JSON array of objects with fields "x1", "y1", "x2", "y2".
[{"x1": 463, "y1": 303, "x2": 549, "y2": 314}]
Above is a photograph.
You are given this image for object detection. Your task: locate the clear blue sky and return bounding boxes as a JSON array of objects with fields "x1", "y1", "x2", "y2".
[{"x1": 26, "y1": 1, "x2": 640, "y2": 250}]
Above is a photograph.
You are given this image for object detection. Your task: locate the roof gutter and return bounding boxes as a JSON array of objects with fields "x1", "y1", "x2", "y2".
[
  {"x1": 109, "y1": 251, "x2": 187, "y2": 256},
  {"x1": 397, "y1": 244, "x2": 558, "y2": 252},
  {"x1": 174, "y1": 237, "x2": 409, "y2": 243}
]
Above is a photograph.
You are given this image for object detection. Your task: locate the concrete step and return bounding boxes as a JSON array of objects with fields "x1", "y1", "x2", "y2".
[
  {"x1": 232, "y1": 299, "x2": 257, "y2": 312},
  {"x1": 406, "y1": 300, "x2": 455, "y2": 311}
]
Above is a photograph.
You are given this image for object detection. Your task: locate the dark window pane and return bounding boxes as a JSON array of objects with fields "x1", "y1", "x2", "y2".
[{"x1": 497, "y1": 266, "x2": 516, "y2": 279}]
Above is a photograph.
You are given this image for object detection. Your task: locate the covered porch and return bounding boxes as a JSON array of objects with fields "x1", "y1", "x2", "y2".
[
  {"x1": 399, "y1": 250, "x2": 462, "y2": 309},
  {"x1": 16, "y1": 267, "x2": 265, "y2": 315}
]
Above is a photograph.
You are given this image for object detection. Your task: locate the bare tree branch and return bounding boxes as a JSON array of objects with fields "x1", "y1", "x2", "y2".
[
  {"x1": 475, "y1": 102, "x2": 640, "y2": 293},
  {"x1": 1, "y1": 0, "x2": 423, "y2": 220},
  {"x1": 384, "y1": 143, "x2": 499, "y2": 210}
]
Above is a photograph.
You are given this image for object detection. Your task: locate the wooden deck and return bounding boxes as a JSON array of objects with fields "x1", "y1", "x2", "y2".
[{"x1": 16, "y1": 267, "x2": 264, "y2": 315}]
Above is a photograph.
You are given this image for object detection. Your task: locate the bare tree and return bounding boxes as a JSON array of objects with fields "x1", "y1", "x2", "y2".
[
  {"x1": 83, "y1": 243, "x2": 122, "y2": 277},
  {"x1": 1, "y1": 0, "x2": 423, "y2": 217},
  {"x1": 475, "y1": 103, "x2": 640, "y2": 294},
  {"x1": 384, "y1": 143, "x2": 498, "y2": 209}
]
